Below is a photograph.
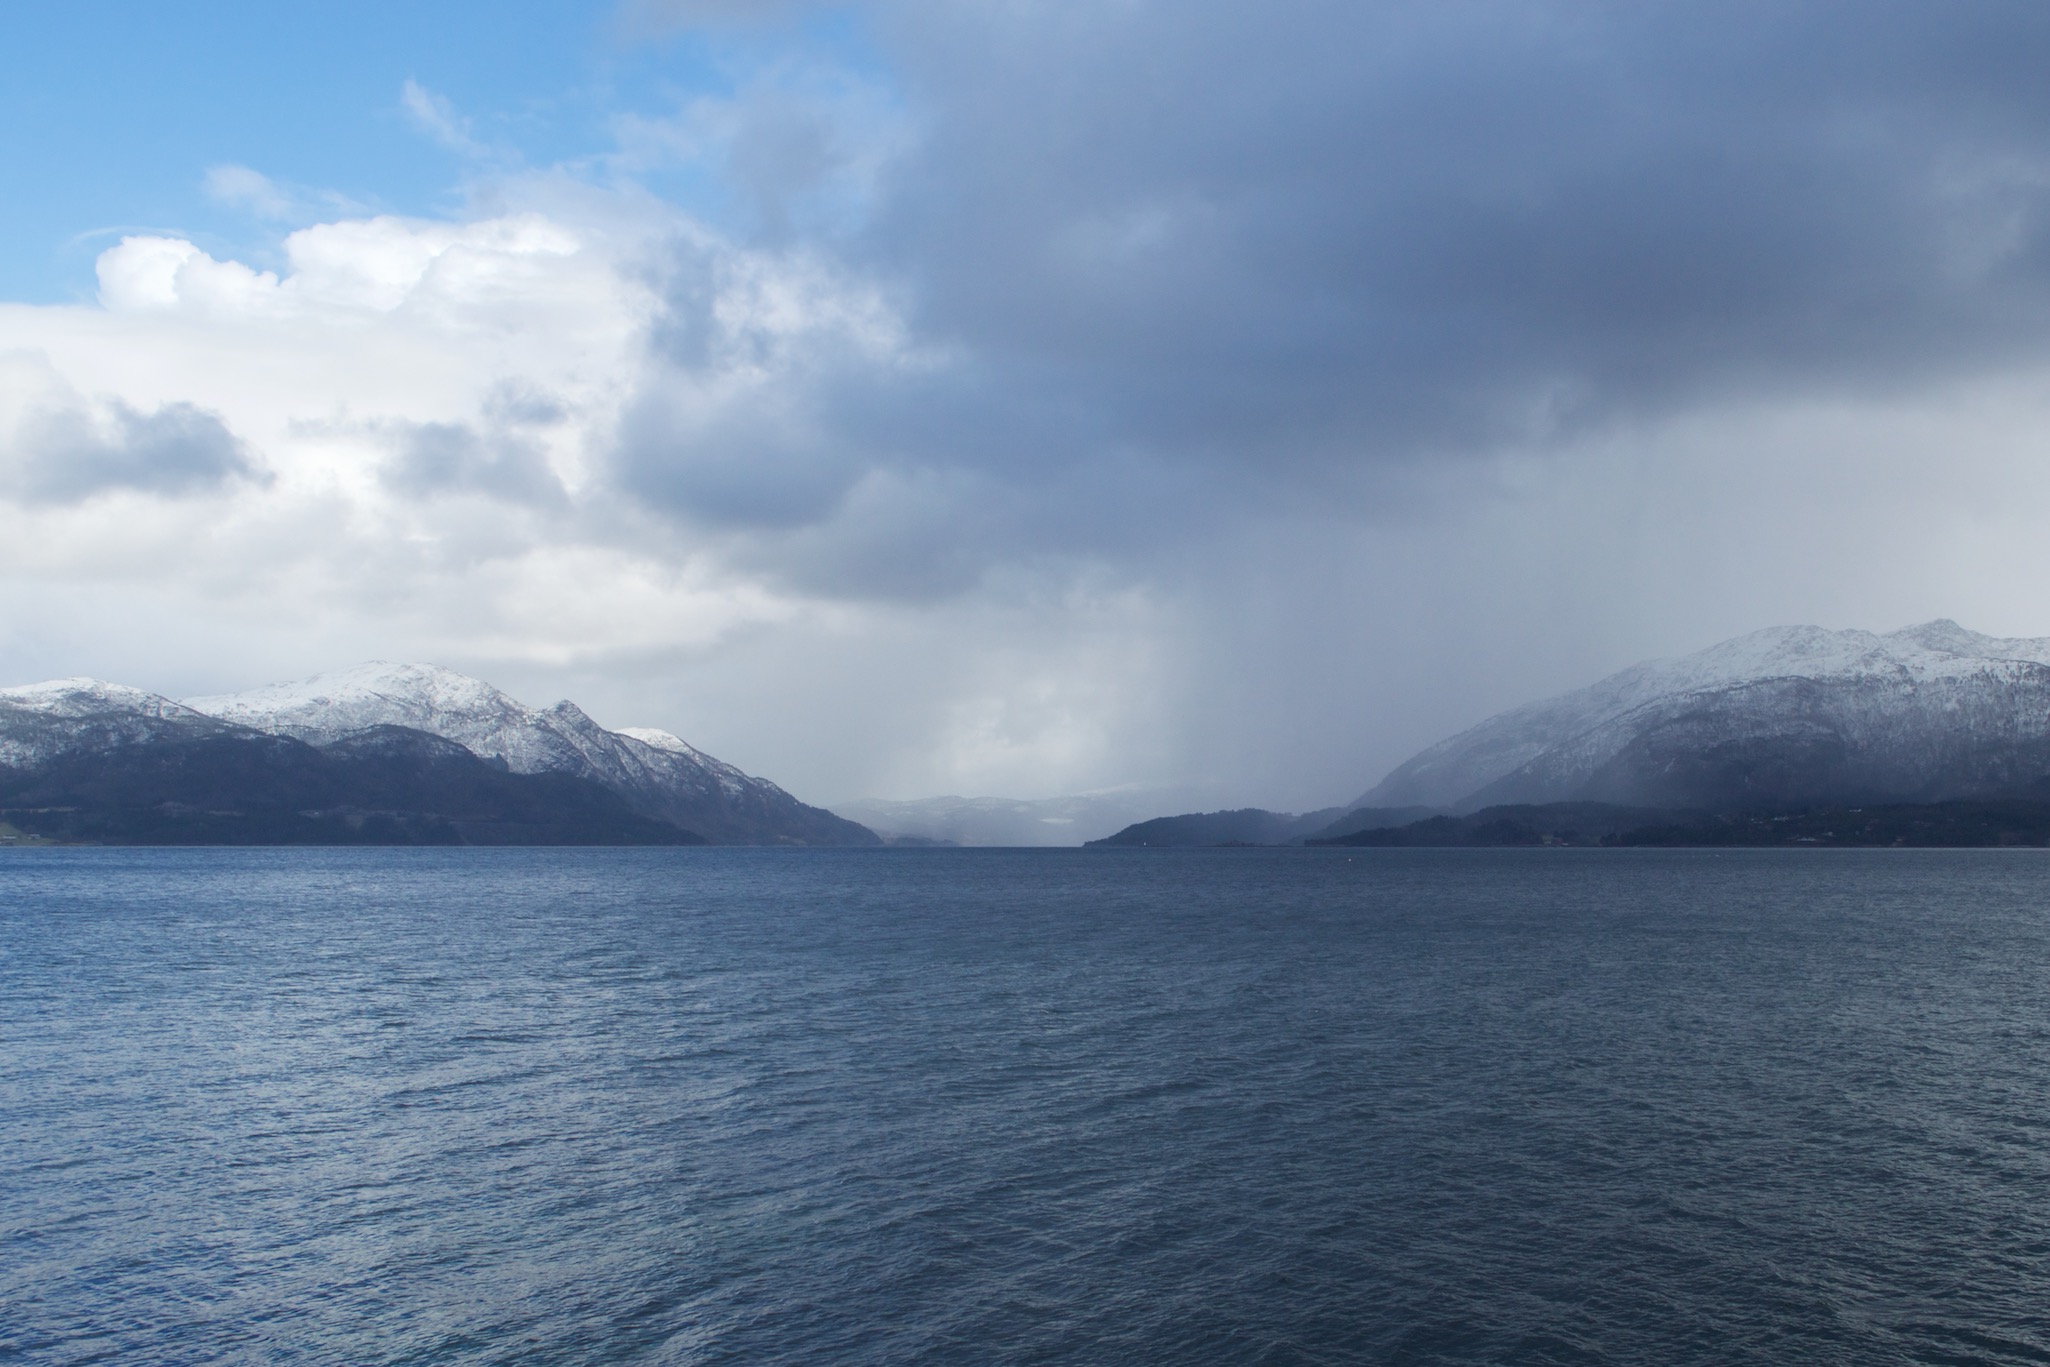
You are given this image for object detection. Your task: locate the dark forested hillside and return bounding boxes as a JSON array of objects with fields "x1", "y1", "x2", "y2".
[{"x1": 0, "y1": 725, "x2": 704, "y2": 845}]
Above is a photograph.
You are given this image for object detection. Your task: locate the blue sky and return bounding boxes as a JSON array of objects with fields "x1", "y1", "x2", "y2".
[
  {"x1": 0, "y1": 2, "x2": 864, "y2": 301},
  {"x1": 8, "y1": 1, "x2": 2050, "y2": 810}
]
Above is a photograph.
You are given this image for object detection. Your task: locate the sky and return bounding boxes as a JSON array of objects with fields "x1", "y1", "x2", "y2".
[{"x1": 7, "y1": 1, "x2": 2050, "y2": 810}]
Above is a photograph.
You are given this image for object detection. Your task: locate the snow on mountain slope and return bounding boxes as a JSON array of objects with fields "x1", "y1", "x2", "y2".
[
  {"x1": 1358, "y1": 621, "x2": 2050, "y2": 812},
  {"x1": 186, "y1": 663, "x2": 877, "y2": 844},
  {"x1": 0, "y1": 678, "x2": 233, "y2": 769},
  {"x1": 188, "y1": 663, "x2": 578, "y2": 769},
  {"x1": 614, "y1": 728, "x2": 755, "y2": 796}
]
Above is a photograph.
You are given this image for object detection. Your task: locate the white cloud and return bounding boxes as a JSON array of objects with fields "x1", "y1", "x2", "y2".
[
  {"x1": 94, "y1": 215, "x2": 589, "y2": 318},
  {"x1": 203, "y1": 164, "x2": 298, "y2": 220},
  {"x1": 400, "y1": 79, "x2": 492, "y2": 160},
  {"x1": 0, "y1": 188, "x2": 949, "y2": 789},
  {"x1": 202, "y1": 164, "x2": 368, "y2": 225},
  {"x1": 96, "y1": 237, "x2": 280, "y2": 315}
]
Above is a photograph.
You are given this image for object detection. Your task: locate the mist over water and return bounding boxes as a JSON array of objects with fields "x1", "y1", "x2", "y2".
[{"x1": 6, "y1": 847, "x2": 2050, "y2": 1364}]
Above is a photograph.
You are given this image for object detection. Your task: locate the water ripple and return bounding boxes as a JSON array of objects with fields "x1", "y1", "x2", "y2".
[{"x1": 5, "y1": 848, "x2": 2050, "y2": 1364}]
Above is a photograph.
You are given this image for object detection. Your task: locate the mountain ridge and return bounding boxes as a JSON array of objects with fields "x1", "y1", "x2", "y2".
[
  {"x1": 0, "y1": 723, "x2": 701, "y2": 846},
  {"x1": 1357, "y1": 619, "x2": 2050, "y2": 813},
  {"x1": 1084, "y1": 805, "x2": 1437, "y2": 847},
  {"x1": 0, "y1": 664, "x2": 876, "y2": 845},
  {"x1": 183, "y1": 662, "x2": 875, "y2": 845}
]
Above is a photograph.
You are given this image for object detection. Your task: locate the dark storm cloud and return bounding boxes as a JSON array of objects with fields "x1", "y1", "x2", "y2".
[
  {"x1": 12, "y1": 399, "x2": 261, "y2": 503},
  {"x1": 375, "y1": 385, "x2": 570, "y2": 505},
  {"x1": 867, "y1": 0, "x2": 2050, "y2": 447},
  {"x1": 382, "y1": 422, "x2": 564, "y2": 505},
  {"x1": 619, "y1": 0, "x2": 2050, "y2": 590}
]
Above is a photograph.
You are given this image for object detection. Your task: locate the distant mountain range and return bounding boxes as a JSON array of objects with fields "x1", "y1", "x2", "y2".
[
  {"x1": 1084, "y1": 806, "x2": 1436, "y2": 847},
  {"x1": 829, "y1": 788, "x2": 1236, "y2": 847},
  {"x1": 22, "y1": 618, "x2": 2050, "y2": 849},
  {"x1": 0, "y1": 664, "x2": 877, "y2": 846}
]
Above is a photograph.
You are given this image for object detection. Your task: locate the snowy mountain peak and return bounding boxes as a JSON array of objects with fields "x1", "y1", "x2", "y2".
[
  {"x1": 1885, "y1": 618, "x2": 2009, "y2": 657},
  {"x1": 186, "y1": 661, "x2": 526, "y2": 735},
  {"x1": 0, "y1": 677, "x2": 199, "y2": 718},
  {"x1": 1882, "y1": 618, "x2": 1989, "y2": 646},
  {"x1": 0, "y1": 677, "x2": 230, "y2": 769},
  {"x1": 177, "y1": 661, "x2": 876, "y2": 844},
  {"x1": 2, "y1": 660, "x2": 876, "y2": 844},
  {"x1": 188, "y1": 663, "x2": 610, "y2": 783},
  {"x1": 538, "y1": 698, "x2": 605, "y2": 730},
  {"x1": 1358, "y1": 620, "x2": 2050, "y2": 813},
  {"x1": 617, "y1": 727, "x2": 697, "y2": 757}
]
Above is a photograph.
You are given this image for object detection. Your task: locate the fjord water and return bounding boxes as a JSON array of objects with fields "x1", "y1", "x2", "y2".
[{"x1": 5, "y1": 850, "x2": 2050, "y2": 1365}]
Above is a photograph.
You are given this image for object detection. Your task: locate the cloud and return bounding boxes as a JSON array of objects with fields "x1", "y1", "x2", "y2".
[
  {"x1": 96, "y1": 236, "x2": 280, "y2": 314},
  {"x1": 18, "y1": 2, "x2": 2050, "y2": 810},
  {"x1": 576, "y1": 0, "x2": 2050, "y2": 607},
  {"x1": 203, "y1": 164, "x2": 365, "y2": 224},
  {"x1": 609, "y1": 59, "x2": 904, "y2": 242},
  {"x1": 613, "y1": 231, "x2": 918, "y2": 534},
  {"x1": 826, "y1": 0, "x2": 2050, "y2": 470},
  {"x1": 203, "y1": 165, "x2": 298, "y2": 220},
  {"x1": 561, "y1": 0, "x2": 2050, "y2": 799},
  {"x1": 0, "y1": 360, "x2": 261, "y2": 503},
  {"x1": 401, "y1": 79, "x2": 493, "y2": 160},
  {"x1": 94, "y1": 214, "x2": 586, "y2": 317},
  {"x1": 0, "y1": 186, "x2": 811, "y2": 690},
  {"x1": 378, "y1": 414, "x2": 567, "y2": 506}
]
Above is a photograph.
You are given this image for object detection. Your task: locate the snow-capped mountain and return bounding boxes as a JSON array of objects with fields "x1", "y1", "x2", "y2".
[
  {"x1": 0, "y1": 663, "x2": 873, "y2": 844},
  {"x1": 0, "y1": 678, "x2": 232, "y2": 770},
  {"x1": 1358, "y1": 620, "x2": 2050, "y2": 813},
  {"x1": 184, "y1": 662, "x2": 876, "y2": 845}
]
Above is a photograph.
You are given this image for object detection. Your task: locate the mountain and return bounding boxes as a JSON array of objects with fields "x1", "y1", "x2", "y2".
[
  {"x1": 1296, "y1": 806, "x2": 1443, "y2": 842},
  {"x1": 1357, "y1": 620, "x2": 2050, "y2": 813},
  {"x1": 0, "y1": 665, "x2": 876, "y2": 845},
  {"x1": 1086, "y1": 807, "x2": 1350, "y2": 847},
  {"x1": 185, "y1": 662, "x2": 877, "y2": 845},
  {"x1": 0, "y1": 678, "x2": 240, "y2": 769},
  {"x1": 1315, "y1": 803, "x2": 1689, "y2": 847},
  {"x1": 0, "y1": 721, "x2": 700, "y2": 845},
  {"x1": 1607, "y1": 798, "x2": 2050, "y2": 847},
  {"x1": 1311, "y1": 797, "x2": 2050, "y2": 848},
  {"x1": 1087, "y1": 804, "x2": 1442, "y2": 847}
]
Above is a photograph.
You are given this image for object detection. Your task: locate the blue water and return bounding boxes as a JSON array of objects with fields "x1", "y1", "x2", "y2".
[{"x1": 5, "y1": 849, "x2": 2050, "y2": 1365}]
